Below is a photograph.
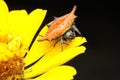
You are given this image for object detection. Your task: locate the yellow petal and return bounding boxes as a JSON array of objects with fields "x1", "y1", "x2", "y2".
[
  {"x1": 24, "y1": 9, "x2": 47, "y2": 46},
  {"x1": 8, "y1": 9, "x2": 47, "y2": 47},
  {"x1": 0, "y1": 0, "x2": 9, "y2": 31},
  {"x1": 24, "y1": 26, "x2": 49, "y2": 66},
  {"x1": 34, "y1": 66, "x2": 76, "y2": 80},
  {"x1": 24, "y1": 46, "x2": 85, "y2": 78},
  {"x1": 8, "y1": 10, "x2": 28, "y2": 37}
]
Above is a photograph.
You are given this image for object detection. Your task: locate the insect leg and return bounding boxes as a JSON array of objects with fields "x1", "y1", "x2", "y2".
[
  {"x1": 59, "y1": 36, "x2": 64, "y2": 51},
  {"x1": 53, "y1": 39, "x2": 59, "y2": 47},
  {"x1": 71, "y1": 23, "x2": 82, "y2": 36}
]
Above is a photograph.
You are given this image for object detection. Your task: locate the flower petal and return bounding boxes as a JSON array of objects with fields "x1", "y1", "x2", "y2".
[
  {"x1": 24, "y1": 9, "x2": 47, "y2": 46},
  {"x1": 8, "y1": 9, "x2": 47, "y2": 47},
  {"x1": 0, "y1": 0, "x2": 9, "y2": 31},
  {"x1": 8, "y1": 10, "x2": 28, "y2": 36},
  {"x1": 34, "y1": 65, "x2": 76, "y2": 80},
  {"x1": 24, "y1": 26, "x2": 49, "y2": 66},
  {"x1": 24, "y1": 46, "x2": 85, "y2": 78}
]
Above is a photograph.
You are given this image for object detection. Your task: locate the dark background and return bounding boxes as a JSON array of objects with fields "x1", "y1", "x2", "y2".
[{"x1": 5, "y1": 0, "x2": 120, "y2": 80}]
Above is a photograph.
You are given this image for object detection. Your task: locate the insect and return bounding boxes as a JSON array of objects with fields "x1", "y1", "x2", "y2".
[{"x1": 38, "y1": 5, "x2": 81, "y2": 50}]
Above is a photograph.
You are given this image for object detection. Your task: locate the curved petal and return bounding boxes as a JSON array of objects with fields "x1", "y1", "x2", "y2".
[
  {"x1": 24, "y1": 9, "x2": 47, "y2": 46},
  {"x1": 0, "y1": 0, "x2": 9, "y2": 31},
  {"x1": 8, "y1": 10, "x2": 28, "y2": 36},
  {"x1": 24, "y1": 26, "x2": 49, "y2": 66},
  {"x1": 8, "y1": 9, "x2": 47, "y2": 47},
  {"x1": 34, "y1": 65, "x2": 76, "y2": 80},
  {"x1": 24, "y1": 46, "x2": 85, "y2": 78}
]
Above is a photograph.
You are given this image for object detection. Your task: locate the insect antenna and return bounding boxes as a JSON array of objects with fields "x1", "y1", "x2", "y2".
[
  {"x1": 37, "y1": 34, "x2": 45, "y2": 42},
  {"x1": 38, "y1": 34, "x2": 44, "y2": 37},
  {"x1": 46, "y1": 24, "x2": 51, "y2": 28}
]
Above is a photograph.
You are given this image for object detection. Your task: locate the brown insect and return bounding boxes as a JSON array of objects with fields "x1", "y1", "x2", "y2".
[{"x1": 38, "y1": 5, "x2": 81, "y2": 50}]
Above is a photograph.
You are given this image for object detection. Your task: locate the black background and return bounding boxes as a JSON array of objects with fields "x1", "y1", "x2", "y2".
[{"x1": 5, "y1": 0, "x2": 120, "y2": 80}]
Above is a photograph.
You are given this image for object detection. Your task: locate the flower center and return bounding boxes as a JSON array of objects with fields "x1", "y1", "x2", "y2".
[{"x1": 0, "y1": 32, "x2": 27, "y2": 80}]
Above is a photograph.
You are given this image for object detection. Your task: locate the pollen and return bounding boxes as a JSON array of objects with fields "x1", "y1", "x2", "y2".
[{"x1": 0, "y1": 32, "x2": 27, "y2": 80}]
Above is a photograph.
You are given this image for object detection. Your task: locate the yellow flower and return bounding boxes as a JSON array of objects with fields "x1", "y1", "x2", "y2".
[
  {"x1": 0, "y1": 0, "x2": 86, "y2": 80},
  {"x1": 0, "y1": 0, "x2": 46, "y2": 79}
]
